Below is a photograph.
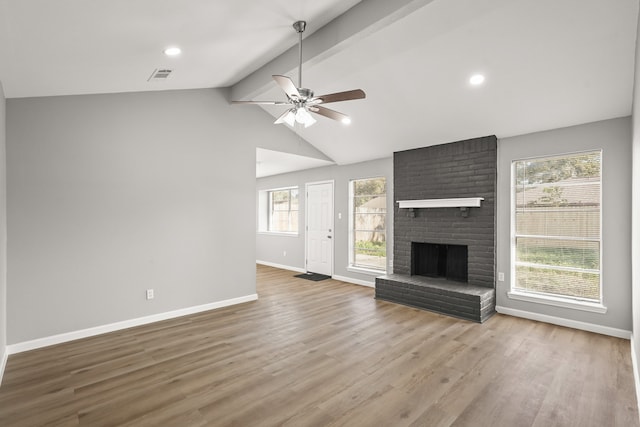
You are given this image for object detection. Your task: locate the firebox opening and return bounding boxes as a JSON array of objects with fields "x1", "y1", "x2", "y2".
[{"x1": 411, "y1": 242, "x2": 468, "y2": 283}]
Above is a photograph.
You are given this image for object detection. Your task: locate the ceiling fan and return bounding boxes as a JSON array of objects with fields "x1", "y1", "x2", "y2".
[{"x1": 232, "y1": 20, "x2": 366, "y2": 128}]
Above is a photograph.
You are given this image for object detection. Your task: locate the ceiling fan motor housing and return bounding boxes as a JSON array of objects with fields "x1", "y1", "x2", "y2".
[
  {"x1": 297, "y1": 88, "x2": 313, "y2": 100},
  {"x1": 293, "y1": 21, "x2": 306, "y2": 33}
]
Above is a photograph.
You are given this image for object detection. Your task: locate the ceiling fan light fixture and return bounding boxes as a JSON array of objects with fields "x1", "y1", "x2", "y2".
[
  {"x1": 341, "y1": 117, "x2": 352, "y2": 125},
  {"x1": 283, "y1": 109, "x2": 296, "y2": 127},
  {"x1": 304, "y1": 115, "x2": 317, "y2": 128},
  {"x1": 295, "y1": 107, "x2": 316, "y2": 127}
]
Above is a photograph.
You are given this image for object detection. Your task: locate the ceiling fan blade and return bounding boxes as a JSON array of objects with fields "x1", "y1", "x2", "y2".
[
  {"x1": 312, "y1": 89, "x2": 366, "y2": 104},
  {"x1": 308, "y1": 105, "x2": 351, "y2": 123},
  {"x1": 231, "y1": 100, "x2": 292, "y2": 105},
  {"x1": 273, "y1": 75, "x2": 300, "y2": 99}
]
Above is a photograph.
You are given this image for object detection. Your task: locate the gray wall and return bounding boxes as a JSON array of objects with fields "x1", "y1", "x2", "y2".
[
  {"x1": 632, "y1": 5, "x2": 640, "y2": 396},
  {"x1": 6, "y1": 88, "x2": 306, "y2": 344},
  {"x1": 0, "y1": 81, "x2": 6, "y2": 360},
  {"x1": 256, "y1": 157, "x2": 393, "y2": 285},
  {"x1": 497, "y1": 117, "x2": 632, "y2": 331}
]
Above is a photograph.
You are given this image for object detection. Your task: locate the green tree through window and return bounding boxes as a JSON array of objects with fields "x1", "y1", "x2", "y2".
[
  {"x1": 513, "y1": 151, "x2": 601, "y2": 302},
  {"x1": 351, "y1": 177, "x2": 386, "y2": 270}
]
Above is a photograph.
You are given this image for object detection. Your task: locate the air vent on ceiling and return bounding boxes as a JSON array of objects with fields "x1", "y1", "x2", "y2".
[{"x1": 147, "y1": 68, "x2": 173, "y2": 81}]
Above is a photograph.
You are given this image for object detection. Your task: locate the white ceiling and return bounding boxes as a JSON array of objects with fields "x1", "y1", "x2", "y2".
[
  {"x1": 0, "y1": 0, "x2": 637, "y2": 174},
  {"x1": 253, "y1": 0, "x2": 639, "y2": 165},
  {"x1": 0, "y1": 0, "x2": 361, "y2": 97}
]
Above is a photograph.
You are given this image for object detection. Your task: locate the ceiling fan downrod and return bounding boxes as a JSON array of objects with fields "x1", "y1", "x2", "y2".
[{"x1": 293, "y1": 20, "x2": 306, "y2": 89}]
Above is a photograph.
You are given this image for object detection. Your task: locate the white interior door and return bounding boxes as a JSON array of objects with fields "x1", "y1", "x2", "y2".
[{"x1": 306, "y1": 181, "x2": 334, "y2": 276}]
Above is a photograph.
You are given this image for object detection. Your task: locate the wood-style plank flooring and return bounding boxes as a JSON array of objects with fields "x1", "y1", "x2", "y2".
[{"x1": 0, "y1": 264, "x2": 638, "y2": 426}]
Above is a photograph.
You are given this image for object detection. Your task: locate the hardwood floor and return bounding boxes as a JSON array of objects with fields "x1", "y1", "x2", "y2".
[{"x1": 0, "y1": 264, "x2": 638, "y2": 426}]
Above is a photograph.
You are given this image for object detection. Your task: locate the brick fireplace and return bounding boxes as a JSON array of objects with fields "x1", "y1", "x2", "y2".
[{"x1": 375, "y1": 136, "x2": 497, "y2": 322}]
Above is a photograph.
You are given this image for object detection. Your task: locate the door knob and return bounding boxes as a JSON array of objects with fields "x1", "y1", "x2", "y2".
[{"x1": 327, "y1": 236, "x2": 332, "y2": 239}]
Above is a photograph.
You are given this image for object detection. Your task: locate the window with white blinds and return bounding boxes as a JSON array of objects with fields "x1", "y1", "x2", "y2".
[
  {"x1": 268, "y1": 187, "x2": 299, "y2": 233},
  {"x1": 512, "y1": 151, "x2": 601, "y2": 303}
]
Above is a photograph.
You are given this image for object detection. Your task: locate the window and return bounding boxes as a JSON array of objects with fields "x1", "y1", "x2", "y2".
[
  {"x1": 268, "y1": 187, "x2": 299, "y2": 233},
  {"x1": 512, "y1": 151, "x2": 601, "y2": 304},
  {"x1": 350, "y1": 177, "x2": 386, "y2": 270}
]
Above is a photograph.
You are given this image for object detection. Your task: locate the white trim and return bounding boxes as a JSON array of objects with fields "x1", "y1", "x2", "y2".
[
  {"x1": 332, "y1": 274, "x2": 375, "y2": 288},
  {"x1": 7, "y1": 294, "x2": 258, "y2": 355},
  {"x1": 262, "y1": 185, "x2": 299, "y2": 192},
  {"x1": 397, "y1": 197, "x2": 483, "y2": 209},
  {"x1": 256, "y1": 260, "x2": 306, "y2": 273},
  {"x1": 496, "y1": 305, "x2": 630, "y2": 339},
  {"x1": 510, "y1": 150, "x2": 604, "y2": 318},
  {"x1": 347, "y1": 266, "x2": 385, "y2": 276},
  {"x1": 257, "y1": 231, "x2": 299, "y2": 238},
  {"x1": 305, "y1": 180, "x2": 335, "y2": 277},
  {"x1": 0, "y1": 348, "x2": 7, "y2": 386},
  {"x1": 507, "y1": 291, "x2": 607, "y2": 313},
  {"x1": 631, "y1": 335, "x2": 640, "y2": 424},
  {"x1": 348, "y1": 180, "x2": 354, "y2": 267},
  {"x1": 258, "y1": 186, "x2": 300, "y2": 234},
  {"x1": 348, "y1": 176, "x2": 388, "y2": 271}
]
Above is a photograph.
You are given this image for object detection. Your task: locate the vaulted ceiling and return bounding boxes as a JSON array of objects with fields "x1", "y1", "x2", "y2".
[{"x1": 0, "y1": 0, "x2": 637, "y2": 174}]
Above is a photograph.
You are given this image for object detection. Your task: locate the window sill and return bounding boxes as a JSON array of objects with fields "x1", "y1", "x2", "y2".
[
  {"x1": 507, "y1": 291, "x2": 607, "y2": 314},
  {"x1": 257, "y1": 231, "x2": 299, "y2": 237},
  {"x1": 347, "y1": 266, "x2": 386, "y2": 276}
]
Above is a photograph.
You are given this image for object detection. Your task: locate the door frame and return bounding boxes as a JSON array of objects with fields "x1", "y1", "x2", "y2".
[{"x1": 305, "y1": 180, "x2": 335, "y2": 276}]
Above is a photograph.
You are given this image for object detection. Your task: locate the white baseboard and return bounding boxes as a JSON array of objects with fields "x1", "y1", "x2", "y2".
[
  {"x1": 332, "y1": 274, "x2": 375, "y2": 288},
  {"x1": 495, "y1": 305, "x2": 631, "y2": 339},
  {"x1": 0, "y1": 347, "x2": 7, "y2": 386},
  {"x1": 255, "y1": 261, "x2": 375, "y2": 288},
  {"x1": 631, "y1": 335, "x2": 640, "y2": 422},
  {"x1": 256, "y1": 260, "x2": 305, "y2": 273},
  {"x1": 7, "y1": 294, "x2": 258, "y2": 355}
]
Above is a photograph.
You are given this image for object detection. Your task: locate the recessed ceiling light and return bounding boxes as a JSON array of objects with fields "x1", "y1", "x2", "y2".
[
  {"x1": 469, "y1": 74, "x2": 485, "y2": 86},
  {"x1": 164, "y1": 47, "x2": 181, "y2": 56},
  {"x1": 341, "y1": 117, "x2": 352, "y2": 125}
]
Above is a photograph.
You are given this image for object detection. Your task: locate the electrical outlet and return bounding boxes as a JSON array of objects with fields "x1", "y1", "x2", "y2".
[
  {"x1": 498, "y1": 272, "x2": 504, "y2": 282},
  {"x1": 146, "y1": 289, "x2": 154, "y2": 300},
  {"x1": 283, "y1": 251, "x2": 287, "y2": 257}
]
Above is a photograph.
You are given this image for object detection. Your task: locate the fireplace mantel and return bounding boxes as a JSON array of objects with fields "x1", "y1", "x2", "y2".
[{"x1": 397, "y1": 197, "x2": 484, "y2": 209}]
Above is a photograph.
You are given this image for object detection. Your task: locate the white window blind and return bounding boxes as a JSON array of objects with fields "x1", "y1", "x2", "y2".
[
  {"x1": 513, "y1": 151, "x2": 601, "y2": 302},
  {"x1": 268, "y1": 188, "x2": 299, "y2": 233}
]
